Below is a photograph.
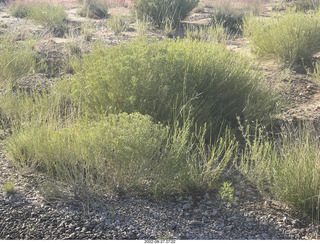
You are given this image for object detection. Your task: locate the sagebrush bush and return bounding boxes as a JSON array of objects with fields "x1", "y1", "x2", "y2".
[
  {"x1": 132, "y1": 0, "x2": 199, "y2": 27},
  {"x1": 78, "y1": 0, "x2": 108, "y2": 19},
  {"x1": 244, "y1": 10, "x2": 320, "y2": 66},
  {"x1": 237, "y1": 122, "x2": 320, "y2": 215},
  {"x1": 0, "y1": 34, "x2": 37, "y2": 86},
  {"x1": 70, "y1": 38, "x2": 278, "y2": 134},
  {"x1": 7, "y1": 112, "x2": 238, "y2": 197}
]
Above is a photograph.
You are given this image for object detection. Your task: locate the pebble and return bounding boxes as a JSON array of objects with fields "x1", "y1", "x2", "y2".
[
  {"x1": 183, "y1": 203, "x2": 191, "y2": 210},
  {"x1": 212, "y1": 209, "x2": 218, "y2": 216}
]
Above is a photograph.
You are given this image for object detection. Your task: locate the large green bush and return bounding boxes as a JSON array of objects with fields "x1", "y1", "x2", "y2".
[
  {"x1": 244, "y1": 10, "x2": 320, "y2": 66},
  {"x1": 70, "y1": 38, "x2": 278, "y2": 133},
  {"x1": 132, "y1": 0, "x2": 199, "y2": 27}
]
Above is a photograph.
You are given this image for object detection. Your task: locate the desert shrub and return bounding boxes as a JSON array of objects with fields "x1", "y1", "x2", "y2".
[
  {"x1": 10, "y1": 1, "x2": 67, "y2": 36},
  {"x1": 294, "y1": 0, "x2": 320, "y2": 11},
  {"x1": 0, "y1": 34, "x2": 37, "y2": 86},
  {"x1": 209, "y1": 0, "x2": 264, "y2": 32},
  {"x1": 70, "y1": 38, "x2": 278, "y2": 134},
  {"x1": 186, "y1": 22, "x2": 231, "y2": 45},
  {"x1": 132, "y1": 0, "x2": 199, "y2": 27},
  {"x1": 244, "y1": 10, "x2": 320, "y2": 67},
  {"x1": 237, "y1": 122, "x2": 320, "y2": 215},
  {"x1": 78, "y1": 0, "x2": 108, "y2": 19},
  {"x1": 6, "y1": 112, "x2": 237, "y2": 197},
  {"x1": 108, "y1": 13, "x2": 128, "y2": 35}
]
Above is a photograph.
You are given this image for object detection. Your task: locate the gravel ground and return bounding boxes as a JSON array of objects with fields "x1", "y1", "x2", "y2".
[{"x1": 0, "y1": 143, "x2": 319, "y2": 240}]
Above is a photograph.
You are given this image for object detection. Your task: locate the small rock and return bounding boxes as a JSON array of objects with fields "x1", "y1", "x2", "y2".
[
  {"x1": 204, "y1": 193, "x2": 210, "y2": 200},
  {"x1": 183, "y1": 203, "x2": 191, "y2": 210},
  {"x1": 115, "y1": 220, "x2": 121, "y2": 226},
  {"x1": 202, "y1": 216, "x2": 208, "y2": 222},
  {"x1": 203, "y1": 211, "x2": 209, "y2": 217},
  {"x1": 153, "y1": 213, "x2": 159, "y2": 219},
  {"x1": 189, "y1": 220, "x2": 202, "y2": 227},
  {"x1": 261, "y1": 233, "x2": 269, "y2": 239},
  {"x1": 105, "y1": 219, "x2": 112, "y2": 225},
  {"x1": 212, "y1": 209, "x2": 218, "y2": 216},
  {"x1": 246, "y1": 218, "x2": 254, "y2": 222},
  {"x1": 206, "y1": 201, "x2": 213, "y2": 205},
  {"x1": 226, "y1": 225, "x2": 233, "y2": 231},
  {"x1": 283, "y1": 217, "x2": 291, "y2": 225}
]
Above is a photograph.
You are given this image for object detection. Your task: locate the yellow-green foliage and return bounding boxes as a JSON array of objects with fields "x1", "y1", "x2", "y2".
[
  {"x1": 0, "y1": 34, "x2": 37, "y2": 86},
  {"x1": 70, "y1": 38, "x2": 278, "y2": 132},
  {"x1": 108, "y1": 13, "x2": 128, "y2": 35},
  {"x1": 7, "y1": 112, "x2": 238, "y2": 197},
  {"x1": 238, "y1": 123, "x2": 320, "y2": 215},
  {"x1": 2, "y1": 180, "x2": 16, "y2": 194},
  {"x1": 244, "y1": 10, "x2": 320, "y2": 66}
]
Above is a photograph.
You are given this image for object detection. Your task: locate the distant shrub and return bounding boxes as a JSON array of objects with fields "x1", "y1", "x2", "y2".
[
  {"x1": 70, "y1": 38, "x2": 278, "y2": 133},
  {"x1": 209, "y1": 0, "x2": 264, "y2": 32},
  {"x1": 78, "y1": 0, "x2": 108, "y2": 19},
  {"x1": 10, "y1": 1, "x2": 67, "y2": 36},
  {"x1": 244, "y1": 10, "x2": 320, "y2": 67},
  {"x1": 132, "y1": 0, "x2": 199, "y2": 27},
  {"x1": 237, "y1": 122, "x2": 320, "y2": 215},
  {"x1": 294, "y1": 0, "x2": 320, "y2": 11}
]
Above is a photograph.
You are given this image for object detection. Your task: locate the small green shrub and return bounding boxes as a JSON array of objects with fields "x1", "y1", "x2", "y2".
[
  {"x1": 237, "y1": 122, "x2": 320, "y2": 215},
  {"x1": 108, "y1": 13, "x2": 128, "y2": 35},
  {"x1": 70, "y1": 38, "x2": 278, "y2": 134},
  {"x1": 244, "y1": 10, "x2": 320, "y2": 67},
  {"x1": 219, "y1": 181, "x2": 234, "y2": 202},
  {"x1": 0, "y1": 34, "x2": 37, "y2": 86},
  {"x1": 6, "y1": 113, "x2": 238, "y2": 197},
  {"x1": 10, "y1": 2, "x2": 29, "y2": 18},
  {"x1": 2, "y1": 180, "x2": 16, "y2": 194},
  {"x1": 132, "y1": 0, "x2": 199, "y2": 27},
  {"x1": 78, "y1": 0, "x2": 108, "y2": 19}
]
